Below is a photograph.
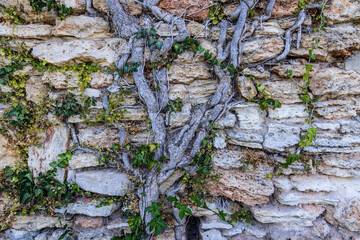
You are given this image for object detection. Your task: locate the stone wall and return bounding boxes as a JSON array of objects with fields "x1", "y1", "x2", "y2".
[{"x1": 0, "y1": 0, "x2": 360, "y2": 239}]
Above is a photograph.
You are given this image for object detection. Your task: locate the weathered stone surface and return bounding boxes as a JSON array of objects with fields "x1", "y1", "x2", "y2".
[
  {"x1": 28, "y1": 125, "x2": 70, "y2": 177},
  {"x1": 42, "y1": 71, "x2": 113, "y2": 89},
  {"x1": 153, "y1": 229, "x2": 175, "y2": 240},
  {"x1": 31, "y1": 39, "x2": 120, "y2": 67},
  {"x1": 158, "y1": 0, "x2": 211, "y2": 22},
  {"x1": 188, "y1": 80, "x2": 217, "y2": 104},
  {"x1": 318, "y1": 153, "x2": 360, "y2": 177},
  {"x1": 106, "y1": 218, "x2": 129, "y2": 230},
  {"x1": 263, "y1": 122, "x2": 301, "y2": 152},
  {"x1": 313, "y1": 99, "x2": 357, "y2": 119},
  {"x1": 255, "y1": 21, "x2": 284, "y2": 37},
  {"x1": 201, "y1": 229, "x2": 227, "y2": 240},
  {"x1": 233, "y1": 103, "x2": 265, "y2": 130},
  {"x1": 11, "y1": 215, "x2": 64, "y2": 231},
  {"x1": 262, "y1": 80, "x2": 304, "y2": 104},
  {"x1": 0, "y1": 135, "x2": 19, "y2": 169},
  {"x1": 333, "y1": 198, "x2": 360, "y2": 232},
  {"x1": 93, "y1": 0, "x2": 107, "y2": 12},
  {"x1": 212, "y1": 150, "x2": 247, "y2": 169},
  {"x1": 243, "y1": 68, "x2": 270, "y2": 80},
  {"x1": 69, "y1": 153, "x2": 100, "y2": 169},
  {"x1": 52, "y1": 16, "x2": 110, "y2": 38},
  {"x1": 289, "y1": 34, "x2": 328, "y2": 61},
  {"x1": 223, "y1": 222, "x2": 267, "y2": 238},
  {"x1": 74, "y1": 215, "x2": 103, "y2": 228},
  {"x1": 227, "y1": 128, "x2": 264, "y2": 149},
  {"x1": 236, "y1": 75, "x2": 257, "y2": 100},
  {"x1": 187, "y1": 21, "x2": 208, "y2": 38},
  {"x1": 217, "y1": 112, "x2": 236, "y2": 129},
  {"x1": 25, "y1": 76, "x2": 47, "y2": 103},
  {"x1": 0, "y1": 23, "x2": 52, "y2": 39},
  {"x1": 268, "y1": 105, "x2": 307, "y2": 120},
  {"x1": 75, "y1": 169, "x2": 131, "y2": 195},
  {"x1": 169, "y1": 103, "x2": 191, "y2": 128},
  {"x1": 56, "y1": 201, "x2": 120, "y2": 217},
  {"x1": 201, "y1": 219, "x2": 232, "y2": 230},
  {"x1": 326, "y1": 23, "x2": 360, "y2": 57},
  {"x1": 169, "y1": 84, "x2": 188, "y2": 101},
  {"x1": 78, "y1": 127, "x2": 118, "y2": 148},
  {"x1": 89, "y1": 72, "x2": 113, "y2": 88},
  {"x1": 345, "y1": 50, "x2": 360, "y2": 74},
  {"x1": 310, "y1": 68, "x2": 360, "y2": 98},
  {"x1": 59, "y1": 0, "x2": 86, "y2": 14},
  {"x1": 290, "y1": 174, "x2": 336, "y2": 193},
  {"x1": 159, "y1": 170, "x2": 185, "y2": 194},
  {"x1": 168, "y1": 62, "x2": 211, "y2": 84},
  {"x1": 251, "y1": 202, "x2": 325, "y2": 226},
  {"x1": 93, "y1": 0, "x2": 142, "y2": 16},
  {"x1": 213, "y1": 130, "x2": 226, "y2": 149},
  {"x1": 156, "y1": 23, "x2": 178, "y2": 37},
  {"x1": 275, "y1": 189, "x2": 339, "y2": 206},
  {"x1": 241, "y1": 37, "x2": 284, "y2": 63},
  {"x1": 208, "y1": 164, "x2": 274, "y2": 206},
  {"x1": 1, "y1": 0, "x2": 57, "y2": 23},
  {"x1": 265, "y1": 0, "x2": 298, "y2": 18},
  {"x1": 271, "y1": 64, "x2": 315, "y2": 79},
  {"x1": 5, "y1": 229, "x2": 38, "y2": 240},
  {"x1": 324, "y1": 0, "x2": 360, "y2": 25}
]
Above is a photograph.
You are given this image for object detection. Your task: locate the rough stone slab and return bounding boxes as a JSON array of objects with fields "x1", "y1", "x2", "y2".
[
  {"x1": 168, "y1": 62, "x2": 212, "y2": 84},
  {"x1": 188, "y1": 80, "x2": 217, "y2": 104},
  {"x1": 345, "y1": 51, "x2": 360, "y2": 74},
  {"x1": 11, "y1": 215, "x2": 65, "y2": 231},
  {"x1": 212, "y1": 150, "x2": 247, "y2": 169},
  {"x1": 241, "y1": 37, "x2": 284, "y2": 63},
  {"x1": 59, "y1": 0, "x2": 86, "y2": 13},
  {"x1": 157, "y1": 0, "x2": 210, "y2": 22},
  {"x1": 31, "y1": 39, "x2": 121, "y2": 67},
  {"x1": 56, "y1": 201, "x2": 120, "y2": 217},
  {"x1": 201, "y1": 219, "x2": 232, "y2": 230},
  {"x1": 263, "y1": 122, "x2": 301, "y2": 152},
  {"x1": 334, "y1": 198, "x2": 360, "y2": 232},
  {"x1": 290, "y1": 174, "x2": 336, "y2": 193},
  {"x1": 251, "y1": 202, "x2": 325, "y2": 227},
  {"x1": 52, "y1": 16, "x2": 110, "y2": 38},
  {"x1": 311, "y1": 68, "x2": 360, "y2": 98},
  {"x1": 0, "y1": 135, "x2": 19, "y2": 169},
  {"x1": 75, "y1": 169, "x2": 131, "y2": 195},
  {"x1": 78, "y1": 127, "x2": 119, "y2": 148},
  {"x1": 275, "y1": 190, "x2": 339, "y2": 206},
  {"x1": 324, "y1": 0, "x2": 360, "y2": 25},
  {"x1": 28, "y1": 125, "x2": 70, "y2": 177},
  {"x1": 0, "y1": 23, "x2": 52, "y2": 39},
  {"x1": 69, "y1": 153, "x2": 100, "y2": 169},
  {"x1": 233, "y1": 103, "x2": 265, "y2": 130},
  {"x1": 200, "y1": 229, "x2": 227, "y2": 240},
  {"x1": 268, "y1": 105, "x2": 307, "y2": 120},
  {"x1": 208, "y1": 165, "x2": 274, "y2": 206}
]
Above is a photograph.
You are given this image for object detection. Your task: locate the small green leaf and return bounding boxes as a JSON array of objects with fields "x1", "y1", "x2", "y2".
[{"x1": 155, "y1": 41, "x2": 163, "y2": 50}]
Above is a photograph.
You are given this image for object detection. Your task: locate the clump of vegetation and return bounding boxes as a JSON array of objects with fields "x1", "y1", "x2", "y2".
[
  {"x1": 0, "y1": 151, "x2": 83, "y2": 229},
  {"x1": 164, "y1": 97, "x2": 183, "y2": 113},
  {"x1": 30, "y1": 0, "x2": 73, "y2": 19},
  {"x1": 209, "y1": 5, "x2": 225, "y2": 25}
]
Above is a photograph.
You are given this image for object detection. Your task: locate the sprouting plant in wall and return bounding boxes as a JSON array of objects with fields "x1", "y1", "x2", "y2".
[
  {"x1": 209, "y1": 5, "x2": 225, "y2": 25},
  {"x1": 164, "y1": 97, "x2": 184, "y2": 113},
  {"x1": 30, "y1": 0, "x2": 73, "y2": 19}
]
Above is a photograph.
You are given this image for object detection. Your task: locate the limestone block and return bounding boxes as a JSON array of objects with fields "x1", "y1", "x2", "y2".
[
  {"x1": 241, "y1": 37, "x2": 284, "y2": 63},
  {"x1": 0, "y1": 135, "x2": 19, "y2": 169},
  {"x1": 0, "y1": 23, "x2": 52, "y2": 39},
  {"x1": 157, "y1": 0, "x2": 210, "y2": 22},
  {"x1": 69, "y1": 153, "x2": 100, "y2": 169},
  {"x1": 11, "y1": 215, "x2": 65, "y2": 231},
  {"x1": 324, "y1": 0, "x2": 360, "y2": 25},
  {"x1": 52, "y1": 15, "x2": 110, "y2": 38},
  {"x1": 56, "y1": 201, "x2": 120, "y2": 217},
  {"x1": 75, "y1": 169, "x2": 131, "y2": 195}
]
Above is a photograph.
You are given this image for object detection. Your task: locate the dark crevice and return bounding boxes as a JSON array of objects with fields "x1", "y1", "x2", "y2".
[{"x1": 186, "y1": 216, "x2": 201, "y2": 240}]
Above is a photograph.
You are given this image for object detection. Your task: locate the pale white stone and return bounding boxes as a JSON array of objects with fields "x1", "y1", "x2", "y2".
[
  {"x1": 268, "y1": 105, "x2": 307, "y2": 119},
  {"x1": 75, "y1": 169, "x2": 131, "y2": 195},
  {"x1": 201, "y1": 229, "x2": 227, "y2": 240},
  {"x1": 69, "y1": 153, "x2": 100, "y2": 169},
  {"x1": 56, "y1": 202, "x2": 120, "y2": 217}
]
